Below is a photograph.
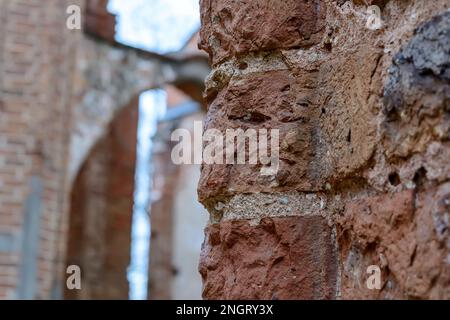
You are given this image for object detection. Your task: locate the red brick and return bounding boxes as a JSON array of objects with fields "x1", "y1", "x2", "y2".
[
  {"x1": 199, "y1": 0, "x2": 326, "y2": 65},
  {"x1": 200, "y1": 216, "x2": 337, "y2": 299}
]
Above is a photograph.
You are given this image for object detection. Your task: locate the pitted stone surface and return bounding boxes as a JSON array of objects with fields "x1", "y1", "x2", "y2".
[
  {"x1": 337, "y1": 187, "x2": 450, "y2": 299},
  {"x1": 383, "y1": 10, "x2": 450, "y2": 159},
  {"x1": 200, "y1": 216, "x2": 337, "y2": 300},
  {"x1": 198, "y1": 68, "x2": 322, "y2": 204},
  {"x1": 199, "y1": 0, "x2": 327, "y2": 65},
  {"x1": 198, "y1": 0, "x2": 450, "y2": 300}
]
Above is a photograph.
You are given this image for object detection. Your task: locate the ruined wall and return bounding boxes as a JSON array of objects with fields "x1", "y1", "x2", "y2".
[
  {"x1": 148, "y1": 86, "x2": 208, "y2": 300},
  {"x1": 0, "y1": 0, "x2": 209, "y2": 300},
  {"x1": 0, "y1": 0, "x2": 171, "y2": 299},
  {"x1": 0, "y1": 0, "x2": 83, "y2": 299},
  {"x1": 198, "y1": 0, "x2": 449, "y2": 299},
  {"x1": 65, "y1": 96, "x2": 138, "y2": 300},
  {"x1": 147, "y1": 33, "x2": 210, "y2": 300},
  {"x1": 0, "y1": 0, "x2": 146, "y2": 300},
  {"x1": 148, "y1": 121, "x2": 179, "y2": 300}
]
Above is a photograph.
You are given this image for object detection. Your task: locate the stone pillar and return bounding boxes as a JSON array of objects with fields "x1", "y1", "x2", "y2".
[
  {"x1": 198, "y1": 0, "x2": 450, "y2": 300},
  {"x1": 197, "y1": 0, "x2": 337, "y2": 299}
]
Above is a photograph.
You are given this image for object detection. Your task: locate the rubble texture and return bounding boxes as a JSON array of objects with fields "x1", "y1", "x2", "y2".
[{"x1": 198, "y1": 0, "x2": 450, "y2": 299}]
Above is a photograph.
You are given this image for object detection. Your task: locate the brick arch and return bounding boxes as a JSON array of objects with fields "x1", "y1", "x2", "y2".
[
  {"x1": 67, "y1": 39, "x2": 209, "y2": 187},
  {"x1": 65, "y1": 95, "x2": 140, "y2": 299},
  {"x1": 67, "y1": 0, "x2": 210, "y2": 187}
]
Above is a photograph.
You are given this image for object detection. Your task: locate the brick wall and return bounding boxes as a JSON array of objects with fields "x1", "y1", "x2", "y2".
[
  {"x1": 198, "y1": 0, "x2": 449, "y2": 299},
  {"x1": 148, "y1": 86, "x2": 208, "y2": 300},
  {"x1": 0, "y1": 0, "x2": 83, "y2": 299},
  {"x1": 0, "y1": 0, "x2": 164, "y2": 299},
  {"x1": 65, "y1": 96, "x2": 138, "y2": 300},
  {"x1": 0, "y1": 0, "x2": 209, "y2": 300}
]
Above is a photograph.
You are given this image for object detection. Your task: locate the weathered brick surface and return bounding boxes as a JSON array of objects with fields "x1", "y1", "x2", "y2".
[
  {"x1": 337, "y1": 190, "x2": 415, "y2": 299},
  {"x1": 200, "y1": 216, "x2": 337, "y2": 300},
  {"x1": 199, "y1": 0, "x2": 450, "y2": 300},
  {"x1": 199, "y1": 69, "x2": 320, "y2": 203},
  {"x1": 199, "y1": 0, "x2": 326, "y2": 65},
  {"x1": 338, "y1": 186, "x2": 450, "y2": 299},
  {"x1": 382, "y1": 11, "x2": 450, "y2": 160}
]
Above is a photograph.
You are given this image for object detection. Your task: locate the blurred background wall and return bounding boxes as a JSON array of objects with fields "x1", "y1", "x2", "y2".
[
  {"x1": 0, "y1": 0, "x2": 209, "y2": 300},
  {"x1": 149, "y1": 82, "x2": 208, "y2": 300}
]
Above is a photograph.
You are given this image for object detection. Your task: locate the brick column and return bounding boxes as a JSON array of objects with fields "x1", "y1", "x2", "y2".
[
  {"x1": 197, "y1": 0, "x2": 337, "y2": 299},
  {"x1": 198, "y1": 0, "x2": 450, "y2": 300}
]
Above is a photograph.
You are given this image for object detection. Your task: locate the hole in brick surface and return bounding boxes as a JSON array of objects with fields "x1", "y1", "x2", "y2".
[
  {"x1": 281, "y1": 84, "x2": 291, "y2": 92},
  {"x1": 229, "y1": 111, "x2": 271, "y2": 124},
  {"x1": 386, "y1": 108, "x2": 400, "y2": 121},
  {"x1": 238, "y1": 61, "x2": 248, "y2": 70},
  {"x1": 413, "y1": 167, "x2": 427, "y2": 188},
  {"x1": 388, "y1": 172, "x2": 401, "y2": 186}
]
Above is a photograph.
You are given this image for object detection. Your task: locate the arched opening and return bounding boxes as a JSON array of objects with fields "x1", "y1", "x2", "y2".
[
  {"x1": 65, "y1": 96, "x2": 140, "y2": 299},
  {"x1": 64, "y1": 0, "x2": 209, "y2": 300}
]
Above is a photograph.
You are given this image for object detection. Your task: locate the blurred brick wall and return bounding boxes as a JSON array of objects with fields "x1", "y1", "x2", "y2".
[
  {"x1": 85, "y1": 0, "x2": 116, "y2": 42},
  {"x1": 148, "y1": 123, "x2": 179, "y2": 300},
  {"x1": 148, "y1": 101, "x2": 208, "y2": 300},
  {"x1": 147, "y1": 33, "x2": 209, "y2": 300},
  {"x1": 0, "y1": 0, "x2": 84, "y2": 299},
  {"x1": 0, "y1": 0, "x2": 208, "y2": 300},
  {"x1": 0, "y1": 0, "x2": 146, "y2": 299},
  {"x1": 65, "y1": 96, "x2": 138, "y2": 300}
]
